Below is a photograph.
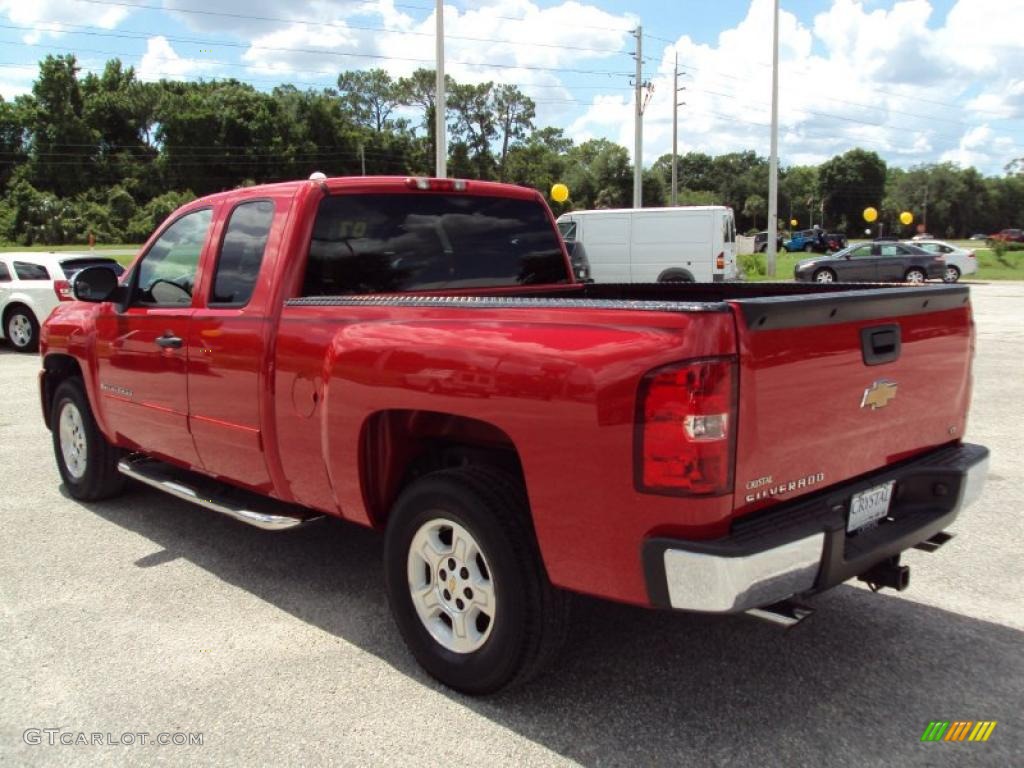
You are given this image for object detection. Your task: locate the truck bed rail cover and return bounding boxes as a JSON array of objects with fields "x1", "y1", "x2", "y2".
[
  {"x1": 285, "y1": 295, "x2": 731, "y2": 313},
  {"x1": 734, "y1": 284, "x2": 970, "y2": 331}
]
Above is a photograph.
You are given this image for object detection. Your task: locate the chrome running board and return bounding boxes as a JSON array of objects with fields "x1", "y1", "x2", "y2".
[{"x1": 118, "y1": 455, "x2": 323, "y2": 531}]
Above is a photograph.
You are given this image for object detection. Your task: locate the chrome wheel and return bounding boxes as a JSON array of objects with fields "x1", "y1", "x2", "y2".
[
  {"x1": 407, "y1": 517, "x2": 496, "y2": 654},
  {"x1": 8, "y1": 313, "x2": 32, "y2": 348},
  {"x1": 58, "y1": 401, "x2": 88, "y2": 480},
  {"x1": 944, "y1": 266, "x2": 960, "y2": 283},
  {"x1": 905, "y1": 269, "x2": 926, "y2": 283},
  {"x1": 814, "y1": 270, "x2": 835, "y2": 283}
]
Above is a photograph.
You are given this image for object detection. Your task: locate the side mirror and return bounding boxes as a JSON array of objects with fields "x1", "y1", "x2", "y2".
[{"x1": 72, "y1": 266, "x2": 123, "y2": 303}]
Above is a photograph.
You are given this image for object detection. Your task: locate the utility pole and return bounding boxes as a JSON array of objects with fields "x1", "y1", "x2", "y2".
[
  {"x1": 671, "y1": 53, "x2": 686, "y2": 206},
  {"x1": 633, "y1": 26, "x2": 643, "y2": 208},
  {"x1": 359, "y1": 144, "x2": 366, "y2": 176},
  {"x1": 435, "y1": 0, "x2": 447, "y2": 178},
  {"x1": 922, "y1": 179, "x2": 929, "y2": 231},
  {"x1": 766, "y1": 0, "x2": 780, "y2": 277}
]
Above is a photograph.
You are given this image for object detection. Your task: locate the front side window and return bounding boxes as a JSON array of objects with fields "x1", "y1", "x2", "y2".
[
  {"x1": 557, "y1": 221, "x2": 576, "y2": 240},
  {"x1": 303, "y1": 193, "x2": 568, "y2": 295},
  {"x1": 211, "y1": 200, "x2": 275, "y2": 306},
  {"x1": 848, "y1": 245, "x2": 874, "y2": 259},
  {"x1": 135, "y1": 208, "x2": 213, "y2": 306},
  {"x1": 13, "y1": 261, "x2": 50, "y2": 280}
]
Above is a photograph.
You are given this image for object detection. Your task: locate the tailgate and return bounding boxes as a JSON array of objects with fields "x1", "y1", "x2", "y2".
[{"x1": 729, "y1": 285, "x2": 973, "y2": 517}]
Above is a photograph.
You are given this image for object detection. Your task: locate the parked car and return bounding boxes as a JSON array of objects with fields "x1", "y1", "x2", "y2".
[
  {"x1": 989, "y1": 228, "x2": 1024, "y2": 243},
  {"x1": 909, "y1": 240, "x2": 978, "y2": 283},
  {"x1": 794, "y1": 241, "x2": 945, "y2": 283},
  {"x1": 910, "y1": 233, "x2": 934, "y2": 241},
  {"x1": 753, "y1": 230, "x2": 783, "y2": 253},
  {"x1": 784, "y1": 229, "x2": 847, "y2": 253},
  {"x1": 969, "y1": 233, "x2": 989, "y2": 241},
  {"x1": 0, "y1": 252, "x2": 124, "y2": 352},
  {"x1": 41, "y1": 175, "x2": 988, "y2": 694}
]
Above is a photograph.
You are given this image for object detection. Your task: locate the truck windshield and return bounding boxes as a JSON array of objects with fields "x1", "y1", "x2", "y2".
[{"x1": 303, "y1": 193, "x2": 569, "y2": 295}]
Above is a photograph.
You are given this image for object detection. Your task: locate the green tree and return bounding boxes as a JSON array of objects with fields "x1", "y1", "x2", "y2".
[
  {"x1": 817, "y1": 148, "x2": 887, "y2": 234},
  {"x1": 564, "y1": 139, "x2": 631, "y2": 209},
  {"x1": 26, "y1": 55, "x2": 98, "y2": 198},
  {"x1": 743, "y1": 193, "x2": 766, "y2": 229},
  {"x1": 448, "y1": 81, "x2": 497, "y2": 179},
  {"x1": 336, "y1": 69, "x2": 402, "y2": 132},
  {"x1": 492, "y1": 84, "x2": 535, "y2": 180},
  {"x1": 0, "y1": 96, "x2": 27, "y2": 189}
]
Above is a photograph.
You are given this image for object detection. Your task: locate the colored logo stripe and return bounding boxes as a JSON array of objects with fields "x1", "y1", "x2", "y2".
[
  {"x1": 969, "y1": 722, "x2": 998, "y2": 742},
  {"x1": 921, "y1": 721, "x2": 997, "y2": 742}
]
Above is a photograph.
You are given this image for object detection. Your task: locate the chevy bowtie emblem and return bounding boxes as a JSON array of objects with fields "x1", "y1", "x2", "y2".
[{"x1": 861, "y1": 379, "x2": 898, "y2": 410}]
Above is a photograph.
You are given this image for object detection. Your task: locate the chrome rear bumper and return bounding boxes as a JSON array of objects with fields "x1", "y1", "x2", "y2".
[{"x1": 644, "y1": 443, "x2": 989, "y2": 612}]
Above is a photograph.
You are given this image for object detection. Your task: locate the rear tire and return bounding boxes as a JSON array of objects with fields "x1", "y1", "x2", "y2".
[
  {"x1": 813, "y1": 268, "x2": 836, "y2": 283},
  {"x1": 51, "y1": 378, "x2": 125, "y2": 500},
  {"x1": 943, "y1": 265, "x2": 961, "y2": 283},
  {"x1": 904, "y1": 268, "x2": 926, "y2": 283},
  {"x1": 384, "y1": 466, "x2": 569, "y2": 694},
  {"x1": 5, "y1": 305, "x2": 39, "y2": 353}
]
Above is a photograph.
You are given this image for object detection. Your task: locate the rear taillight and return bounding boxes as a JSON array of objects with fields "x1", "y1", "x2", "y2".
[
  {"x1": 716, "y1": 252, "x2": 725, "y2": 269},
  {"x1": 635, "y1": 357, "x2": 737, "y2": 496},
  {"x1": 54, "y1": 280, "x2": 73, "y2": 301},
  {"x1": 405, "y1": 177, "x2": 468, "y2": 192}
]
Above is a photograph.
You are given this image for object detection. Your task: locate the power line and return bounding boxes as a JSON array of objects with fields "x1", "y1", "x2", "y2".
[
  {"x1": 58, "y1": 3, "x2": 630, "y2": 59},
  {"x1": 0, "y1": 27, "x2": 635, "y2": 78}
]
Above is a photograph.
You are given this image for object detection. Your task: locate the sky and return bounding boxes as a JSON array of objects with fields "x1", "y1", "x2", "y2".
[{"x1": 0, "y1": 0, "x2": 1022, "y2": 175}]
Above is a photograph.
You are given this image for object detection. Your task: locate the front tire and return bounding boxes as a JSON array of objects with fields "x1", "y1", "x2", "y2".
[
  {"x1": 51, "y1": 378, "x2": 125, "y2": 500},
  {"x1": 904, "y1": 268, "x2": 926, "y2": 283},
  {"x1": 5, "y1": 305, "x2": 39, "y2": 352},
  {"x1": 804, "y1": 244, "x2": 814, "y2": 253},
  {"x1": 943, "y1": 265, "x2": 961, "y2": 283},
  {"x1": 813, "y1": 268, "x2": 836, "y2": 283},
  {"x1": 384, "y1": 466, "x2": 569, "y2": 694}
]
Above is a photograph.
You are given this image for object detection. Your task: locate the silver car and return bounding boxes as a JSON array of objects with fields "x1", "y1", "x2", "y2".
[{"x1": 907, "y1": 240, "x2": 978, "y2": 283}]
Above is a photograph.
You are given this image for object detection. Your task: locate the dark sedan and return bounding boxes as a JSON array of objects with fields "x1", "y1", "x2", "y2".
[{"x1": 794, "y1": 241, "x2": 945, "y2": 283}]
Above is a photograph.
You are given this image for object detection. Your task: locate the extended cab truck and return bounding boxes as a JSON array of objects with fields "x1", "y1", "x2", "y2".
[{"x1": 40, "y1": 176, "x2": 989, "y2": 694}]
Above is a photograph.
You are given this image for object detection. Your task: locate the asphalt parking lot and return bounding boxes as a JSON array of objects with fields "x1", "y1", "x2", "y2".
[{"x1": 2, "y1": 283, "x2": 1022, "y2": 767}]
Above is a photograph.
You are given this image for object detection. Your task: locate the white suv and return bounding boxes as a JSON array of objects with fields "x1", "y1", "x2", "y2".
[{"x1": 0, "y1": 253, "x2": 125, "y2": 352}]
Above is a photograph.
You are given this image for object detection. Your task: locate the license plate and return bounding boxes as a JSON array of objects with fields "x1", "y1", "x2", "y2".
[{"x1": 847, "y1": 480, "x2": 895, "y2": 532}]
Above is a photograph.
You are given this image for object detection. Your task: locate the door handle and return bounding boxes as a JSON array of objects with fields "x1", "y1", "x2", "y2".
[
  {"x1": 155, "y1": 334, "x2": 183, "y2": 349},
  {"x1": 861, "y1": 324, "x2": 900, "y2": 366}
]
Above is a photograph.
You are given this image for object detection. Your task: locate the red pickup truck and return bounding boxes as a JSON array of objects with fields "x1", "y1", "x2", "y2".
[{"x1": 40, "y1": 176, "x2": 989, "y2": 694}]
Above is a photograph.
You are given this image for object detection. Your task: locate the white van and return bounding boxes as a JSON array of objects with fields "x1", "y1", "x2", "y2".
[{"x1": 556, "y1": 206, "x2": 738, "y2": 283}]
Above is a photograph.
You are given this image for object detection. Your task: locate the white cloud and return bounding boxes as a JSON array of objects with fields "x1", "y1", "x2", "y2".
[
  {"x1": 137, "y1": 36, "x2": 220, "y2": 81},
  {"x1": 0, "y1": 0, "x2": 129, "y2": 43},
  {"x1": 0, "y1": 77, "x2": 33, "y2": 100},
  {"x1": 565, "y1": 0, "x2": 1024, "y2": 174}
]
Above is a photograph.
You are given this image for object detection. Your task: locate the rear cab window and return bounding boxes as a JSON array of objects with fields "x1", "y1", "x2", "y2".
[
  {"x1": 210, "y1": 200, "x2": 275, "y2": 306},
  {"x1": 13, "y1": 262, "x2": 50, "y2": 280},
  {"x1": 303, "y1": 193, "x2": 568, "y2": 295},
  {"x1": 0, "y1": 261, "x2": 10, "y2": 282}
]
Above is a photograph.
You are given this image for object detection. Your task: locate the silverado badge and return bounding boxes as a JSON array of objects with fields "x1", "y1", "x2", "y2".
[{"x1": 861, "y1": 379, "x2": 898, "y2": 410}]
